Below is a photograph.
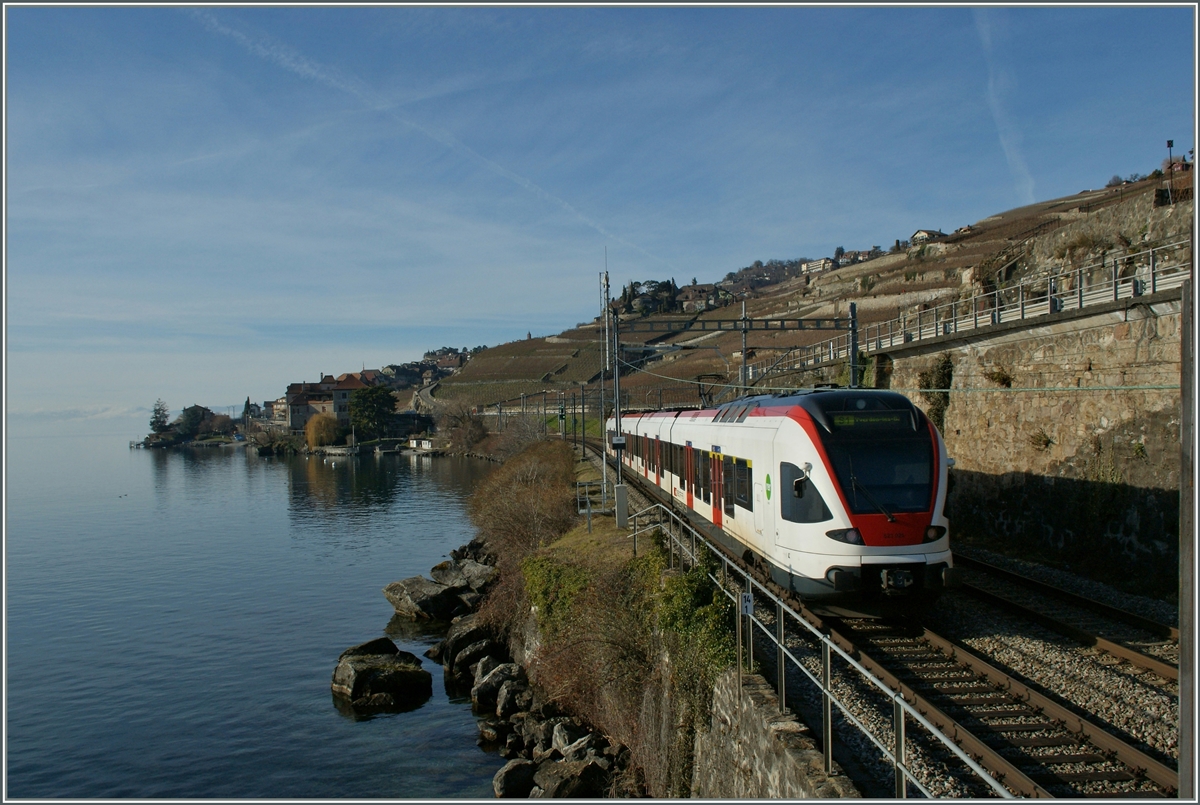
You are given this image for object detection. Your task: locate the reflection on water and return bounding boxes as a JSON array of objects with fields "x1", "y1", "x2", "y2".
[{"x1": 5, "y1": 435, "x2": 500, "y2": 799}]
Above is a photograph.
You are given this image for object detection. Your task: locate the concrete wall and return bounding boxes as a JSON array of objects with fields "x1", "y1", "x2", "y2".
[
  {"x1": 876, "y1": 291, "x2": 1182, "y2": 595},
  {"x1": 692, "y1": 671, "x2": 858, "y2": 798}
]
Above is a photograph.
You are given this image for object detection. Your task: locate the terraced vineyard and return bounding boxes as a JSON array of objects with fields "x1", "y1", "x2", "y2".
[{"x1": 433, "y1": 337, "x2": 606, "y2": 408}]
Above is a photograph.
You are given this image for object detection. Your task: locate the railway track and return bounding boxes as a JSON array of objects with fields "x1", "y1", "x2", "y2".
[
  {"x1": 807, "y1": 615, "x2": 1178, "y2": 797},
  {"x1": 582, "y1": 439, "x2": 1179, "y2": 796},
  {"x1": 951, "y1": 554, "x2": 1179, "y2": 681}
]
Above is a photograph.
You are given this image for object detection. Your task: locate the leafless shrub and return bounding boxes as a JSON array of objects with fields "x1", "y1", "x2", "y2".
[
  {"x1": 437, "y1": 400, "x2": 488, "y2": 452},
  {"x1": 493, "y1": 414, "x2": 545, "y2": 460},
  {"x1": 471, "y1": 440, "x2": 577, "y2": 637}
]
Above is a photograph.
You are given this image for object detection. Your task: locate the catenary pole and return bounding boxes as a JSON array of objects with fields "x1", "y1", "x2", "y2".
[
  {"x1": 1181, "y1": 278, "x2": 1195, "y2": 798},
  {"x1": 600, "y1": 270, "x2": 609, "y2": 513}
]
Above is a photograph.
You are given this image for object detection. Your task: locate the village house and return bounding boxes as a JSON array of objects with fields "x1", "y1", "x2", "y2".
[
  {"x1": 436, "y1": 353, "x2": 465, "y2": 370},
  {"x1": 911, "y1": 229, "x2": 946, "y2": 245},
  {"x1": 801, "y1": 258, "x2": 835, "y2": 275},
  {"x1": 264, "y1": 371, "x2": 386, "y2": 435}
]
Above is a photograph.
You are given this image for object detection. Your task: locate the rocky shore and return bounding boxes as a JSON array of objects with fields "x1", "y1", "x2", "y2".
[{"x1": 333, "y1": 538, "x2": 633, "y2": 797}]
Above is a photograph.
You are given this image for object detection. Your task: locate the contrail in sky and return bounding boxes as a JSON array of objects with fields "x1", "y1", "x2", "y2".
[
  {"x1": 188, "y1": 8, "x2": 665, "y2": 265},
  {"x1": 973, "y1": 9, "x2": 1035, "y2": 205}
]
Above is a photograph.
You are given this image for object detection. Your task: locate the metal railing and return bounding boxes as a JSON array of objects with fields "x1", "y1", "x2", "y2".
[
  {"x1": 745, "y1": 238, "x2": 1193, "y2": 383},
  {"x1": 628, "y1": 502, "x2": 1015, "y2": 798},
  {"x1": 575, "y1": 479, "x2": 613, "y2": 516}
]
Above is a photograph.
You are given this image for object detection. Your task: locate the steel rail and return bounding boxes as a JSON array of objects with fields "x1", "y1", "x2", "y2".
[
  {"x1": 921, "y1": 629, "x2": 1179, "y2": 794},
  {"x1": 799, "y1": 610, "x2": 1055, "y2": 798},
  {"x1": 958, "y1": 580, "x2": 1179, "y2": 681},
  {"x1": 952, "y1": 554, "x2": 1179, "y2": 640}
]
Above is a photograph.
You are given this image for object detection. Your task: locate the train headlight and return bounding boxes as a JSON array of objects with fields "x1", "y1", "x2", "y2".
[
  {"x1": 826, "y1": 528, "x2": 863, "y2": 545},
  {"x1": 923, "y1": 526, "x2": 947, "y2": 543}
]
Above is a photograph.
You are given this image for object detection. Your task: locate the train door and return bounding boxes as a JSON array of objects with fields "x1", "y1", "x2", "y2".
[
  {"x1": 654, "y1": 437, "x2": 661, "y2": 486},
  {"x1": 711, "y1": 452, "x2": 723, "y2": 529},
  {"x1": 685, "y1": 444, "x2": 694, "y2": 509}
]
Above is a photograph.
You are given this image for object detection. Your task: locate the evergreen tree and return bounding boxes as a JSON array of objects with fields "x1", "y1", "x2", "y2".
[
  {"x1": 150, "y1": 399, "x2": 170, "y2": 434},
  {"x1": 349, "y1": 385, "x2": 398, "y2": 439}
]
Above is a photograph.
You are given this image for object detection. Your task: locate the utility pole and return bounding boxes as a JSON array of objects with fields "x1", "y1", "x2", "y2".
[
  {"x1": 740, "y1": 300, "x2": 748, "y2": 396},
  {"x1": 850, "y1": 302, "x2": 860, "y2": 388},
  {"x1": 1167, "y1": 140, "x2": 1175, "y2": 205},
  {"x1": 1181, "y1": 277, "x2": 1194, "y2": 798},
  {"x1": 607, "y1": 268, "x2": 628, "y2": 527},
  {"x1": 600, "y1": 270, "x2": 609, "y2": 515}
]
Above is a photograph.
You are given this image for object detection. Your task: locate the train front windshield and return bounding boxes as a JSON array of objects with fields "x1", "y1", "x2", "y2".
[{"x1": 818, "y1": 411, "x2": 934, "y2": 515}]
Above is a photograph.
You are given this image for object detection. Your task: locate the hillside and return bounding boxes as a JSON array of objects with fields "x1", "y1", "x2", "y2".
[{"x1": 430, "y1": 174, "x2": 1193, "y2": 412}]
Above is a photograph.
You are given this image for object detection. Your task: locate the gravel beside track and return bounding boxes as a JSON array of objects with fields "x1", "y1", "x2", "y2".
[{"x1": 926, "y1": 590, "x2": 1178, "y2": 767}]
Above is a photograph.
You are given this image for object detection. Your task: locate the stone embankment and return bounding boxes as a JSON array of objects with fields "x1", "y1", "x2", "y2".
[
  {"x1": 693, "y1": 671, "x2": 857, "y2": 798},
  {"x1": 335, "y1": 536, "x2": 629, "y2": 796}
]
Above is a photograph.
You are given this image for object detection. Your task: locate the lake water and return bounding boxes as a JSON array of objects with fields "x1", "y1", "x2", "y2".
[{"x1": 4, "y1": 419, "x2": 504, "y2": 798}]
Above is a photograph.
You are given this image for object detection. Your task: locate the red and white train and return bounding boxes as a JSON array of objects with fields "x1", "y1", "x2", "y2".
[{"x1": 606, "y1": 388, "x2": 958, "y2": 614}]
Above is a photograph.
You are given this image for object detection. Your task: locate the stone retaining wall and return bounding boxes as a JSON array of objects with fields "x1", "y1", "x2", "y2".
[
  {"x1": 691, "y1": 670, "x2": 858, "y2": 798},
  {"x1": 876, "y1": 293, "x2": 1183, "y2": 594}
]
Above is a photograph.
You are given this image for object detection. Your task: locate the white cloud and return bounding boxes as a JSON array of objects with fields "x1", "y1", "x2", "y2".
[{"x1": 974, "y1": 8, "x2": 1036, "y2": 205}]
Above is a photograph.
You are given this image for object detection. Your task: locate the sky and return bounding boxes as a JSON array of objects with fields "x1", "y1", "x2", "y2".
[{"x1": 4, "y1": 4, "x2": 1196, "y2": 425}]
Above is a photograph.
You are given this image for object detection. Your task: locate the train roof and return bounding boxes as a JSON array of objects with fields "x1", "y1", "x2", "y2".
[
  {"x1": 714, "y1": 386, "x2": 916, "y2": 411},
  {"x1": 712, "y1": 387, "x2": 925, "y2": 431}
]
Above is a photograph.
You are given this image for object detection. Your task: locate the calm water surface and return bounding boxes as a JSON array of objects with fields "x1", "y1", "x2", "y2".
[{"x1": 5, "y1": 420, "x2": 503, "y2": 798}]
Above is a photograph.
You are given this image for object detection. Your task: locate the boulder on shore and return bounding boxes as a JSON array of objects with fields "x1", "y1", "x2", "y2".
[
  {"x1": 532, "y1": 759, "x2": 609, "y2": 798},
  {"x1": 432, "y1": 557, "x2": 496, "y2": 588},
  {"x1": 438, "y1": 613, "x2": 492, "y2": 670},
  {"x1": 493, "y1": 758, "x2": 537, "y2": 798},
  {"x1": 455, "y1": 640, "x2": 500, "y2": 678},
  {"x1": 383, "y1": 576, "x2": 463, "y2": 620},
  {"x1": 472, "y1": 663, "x2": 522, "y2": 710},
  {"x1": 331, "y1": 637, "x2": 432, "y2": 710}
]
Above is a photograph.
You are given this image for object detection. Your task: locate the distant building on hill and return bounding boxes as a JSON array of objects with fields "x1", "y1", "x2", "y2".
[{"x1": 911, "y1": 229, "x2": 946, "y2": 245}]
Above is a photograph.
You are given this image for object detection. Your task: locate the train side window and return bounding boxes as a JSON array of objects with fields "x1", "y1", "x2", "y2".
[
  {"x1": 780, "y1": 462, "x2": 833, "y2": 523},
  {"x1": 699, "y1": 453, "x2": 711, "y2": 504},
  {"x1": 735, "y1": 458, "x2": 752, "y2": 511}
]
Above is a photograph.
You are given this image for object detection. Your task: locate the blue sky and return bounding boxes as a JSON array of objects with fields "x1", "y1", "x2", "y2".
[{"x1": 4, "y1": 5, "x2": 1196, "y2": 423}]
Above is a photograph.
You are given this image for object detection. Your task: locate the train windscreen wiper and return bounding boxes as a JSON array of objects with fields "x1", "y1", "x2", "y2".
[{"x1": 850, "y1": 473, "x2": 896, "y2": 522}]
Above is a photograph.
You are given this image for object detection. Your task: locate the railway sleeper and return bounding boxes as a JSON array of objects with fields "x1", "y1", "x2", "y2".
[
  {"x1": 945, "y1": 695, "x2": 1027, "y2": 707},
  {"x1": 970, "y1": 707, "x2": 1040, "y2": 718},
  {"x1": 1036, "y1": 752, "x2": 1107, "y2": 764},
  {"x1": 1007, "y1": 736, "x2": 1090, "y2": 747},
  {"x1": 936, "y1": 685, "x2": 1002, "y2": 696},
  {"x1": 972, "y1": 722, "x2": 1063, "y2": 733},
  {"x1": 1035, "y1": 769, "x2": 1136, "y2": 784}
]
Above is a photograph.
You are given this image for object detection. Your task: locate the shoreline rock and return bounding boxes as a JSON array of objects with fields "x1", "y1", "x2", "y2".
[
  {"x1": 339, "y1": 539, "x2": 632, "y2": 796},
  {"x1": 330, "y1": 637, "x2": 432, "y2": 713}
]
